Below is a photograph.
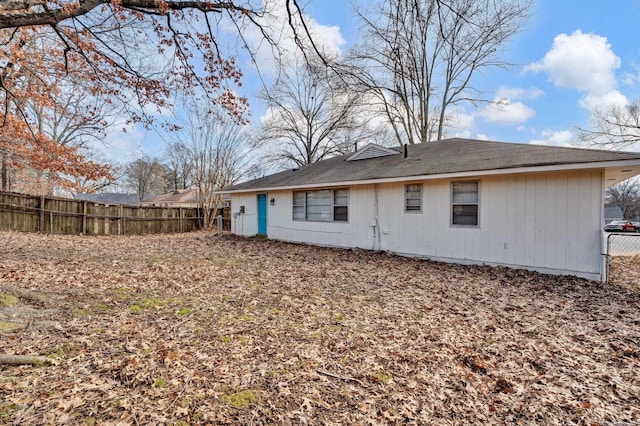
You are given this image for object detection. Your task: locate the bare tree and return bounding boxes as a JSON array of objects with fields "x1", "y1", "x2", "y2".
[
  {"x1": 176, "y1": 106, "x2": 249, "y2": 228},
  {"x1": 578, "y1": 101, "x2": 640, "y2": 148},
  {"x1": 123, "y1": 155, "x2": 165, "y2": 202},
  {"x1": 606, "y1": 179, "x2": 640, "y2": 220},
  {"x1": 348, "y1": 0, "x2": 531, "y2": 145},
  {"x1": 164, "y1": 141, "x2": 194, "y2": 191},
  {"x1": 0, "y1": 29, "x2": 115, "y2": 193},
  {"x1": 0, "y1": 0, "x2": 327, "y2": 184},
  {"x1": 0, "y1": 146, "x2": 13, "y2": 190},
  {"x1": 256, "y1": 60, "x2": 369, "y2": 168},
  {"x1": 29, "y1": 82, "x2": 115, "y2": 150}
]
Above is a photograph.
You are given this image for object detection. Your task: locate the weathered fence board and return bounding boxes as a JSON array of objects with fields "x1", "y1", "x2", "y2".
[{"x1": 0, "y1": 191, "x2": 229, "y2": 235}]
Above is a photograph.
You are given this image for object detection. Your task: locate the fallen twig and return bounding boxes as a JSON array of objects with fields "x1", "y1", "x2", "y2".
[
  {"x1": 316, "y1": 369, "x2": 366, "y2": 387},
  {"x1": 0, "y1": 353, "x2": 51, "y2": 366}
]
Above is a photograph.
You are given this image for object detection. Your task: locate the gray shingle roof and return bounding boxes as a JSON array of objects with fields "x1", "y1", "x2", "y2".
[
  {"x1": 74, "y1": 192, "x2": 140, "y2": 204},
  {"x1": 224, "y1": 138, "x2": 640, "y2": 192},
  {"x1": 143, "y1": 189, "x2": 199, "y2": 204}
]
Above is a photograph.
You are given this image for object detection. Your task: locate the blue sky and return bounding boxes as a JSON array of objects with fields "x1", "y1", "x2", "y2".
[{"x1": 101, "y1": 0, "x2": 640, "y2": 163}]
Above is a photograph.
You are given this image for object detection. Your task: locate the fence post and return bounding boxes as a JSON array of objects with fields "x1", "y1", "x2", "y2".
[
  {"x1": 141, "y1": 208, "x2": 145, "y2": 235},
  {"x1": 82, "y1": 201, "x2": 87, "y2": 234},
  {"x1": 118, "y1": 204, "x2": 123, "y2": 235},
  {"x1": 103, "y1": 204, "x2": 109, "y2": 235},
  {"x1": 605, "y1": 234, "x2": 611, "y2": 284},
  {"x1": 179, "y1": 207, "x2": 183, "y2": 233},
  {"x1": 94, "y1": 203, "x2": 99, "y2": 234},
  {"x1": 38, "y1": 195, "x2": 45, "y2": 233}
]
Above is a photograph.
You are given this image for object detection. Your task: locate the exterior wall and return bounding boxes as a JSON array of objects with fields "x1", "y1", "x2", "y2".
[
  {"x1": 230, "y1": 170, "x2": 605, "y2": 280},
  {"x1": 376, "y1": 171, "x2": 604, "y2": 280},
  {"x1": 230, "y1": 192, "x2": 259, "y2": 236}
]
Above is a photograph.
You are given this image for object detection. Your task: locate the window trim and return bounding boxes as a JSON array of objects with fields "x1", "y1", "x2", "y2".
[
  {"x1": 292, "y1": 188, "x2": 349, "y2": 222},
  {"x1": 450, "y1": 180, "x2": 480, "y2": 228},
  {"x1": 404, "y1": 183, "x2": 423, "y2": 213}
]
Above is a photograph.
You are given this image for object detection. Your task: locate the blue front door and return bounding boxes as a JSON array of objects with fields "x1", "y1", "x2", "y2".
[{"x1": 257, "y1": 194, "x2": 267, "y2": 235}]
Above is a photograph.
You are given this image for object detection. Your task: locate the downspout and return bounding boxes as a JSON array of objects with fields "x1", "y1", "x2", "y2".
[
  {"x1": 600, "y1": 170, "x2": 607, "y2": 283},
  {"x1": 372, "y1": 183, "x2": 381, "y2": 251}
]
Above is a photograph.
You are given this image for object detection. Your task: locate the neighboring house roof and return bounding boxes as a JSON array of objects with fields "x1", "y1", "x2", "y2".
[
  {"x1": 143, "y1": 189, "x2": 199, "y2": 204},
  {"x1": 74, "y1": 192, "x2": 140, "y2": 205},
  {"x1": 222, "y1": 138, "x2": 640, "y2": 193},
  {"x1": 604, "y1": 206, "x2": 623, "y2": 219},
  {"x1": 142, "y1": 189, "x2": 231, "y2": 206}
]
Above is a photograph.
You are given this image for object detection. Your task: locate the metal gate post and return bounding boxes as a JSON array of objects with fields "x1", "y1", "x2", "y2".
[{"x1": 605, "y1": 234, "x2": 612, "y2": 284}]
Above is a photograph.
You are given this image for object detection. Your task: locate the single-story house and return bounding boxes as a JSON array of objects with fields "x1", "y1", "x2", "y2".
[
  {"x1": 220, "y1": 138, "x2": 640, "y2": 281},
  {"x1": 142, "y1": 189, "x2": 231, "y2": 209},
  {"x1": 141, "y1": 189, "x2": 200, "y2": 208},
  {"x1": 73, "y1": 192, "x2": 140, "y2": 205}
]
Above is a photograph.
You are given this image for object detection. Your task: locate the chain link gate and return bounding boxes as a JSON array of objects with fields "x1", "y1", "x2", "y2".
[{"x1": 605, "y1": 233, "x2": 640, "y2": 283}]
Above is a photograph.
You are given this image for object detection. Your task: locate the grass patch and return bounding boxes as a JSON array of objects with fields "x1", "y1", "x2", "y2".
[
  {"x1": 138, "y1": 298, "x2": 160, "y2": 308},
  {"x1": 0, "y1": 401, "x2": 20, "y2": 421},
  {"x1": 212, "y1": 258, "x2": 247, "y2": 268},
  {"x1": 370, "y1": 371, "x2": 392, "y2": 384},
  {"x1": 0, "y1": 292, "x2": 18, "y2": 307},
  {"x1": 0, "y1": 321, "x2": 23, "y2": 332},
  {"x1": 221, "y1": 390, "x2": 258, "y2": 408},
  {"x1": 177, "y1": 308, "x2": 192, "y2": 316},
  {"x1": 49, "y1": 344, "x2": 77, "y2": 358}
]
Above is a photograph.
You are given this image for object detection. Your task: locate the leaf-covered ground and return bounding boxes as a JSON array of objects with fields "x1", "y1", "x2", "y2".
[{"x1": 0, "y1": 231, "x2": 638, "y2": 425}]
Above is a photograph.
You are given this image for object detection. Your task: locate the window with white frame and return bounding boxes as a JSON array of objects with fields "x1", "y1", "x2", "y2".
[
  {"x1": 451, "y1": 181, "x2": 479, "y2": 226},
  {"x1": 405, "y1": 183, "x2": 422, "y2": 212},
  {"x1": 293, "y1": 189, "x2": 348, "y2": 222}
]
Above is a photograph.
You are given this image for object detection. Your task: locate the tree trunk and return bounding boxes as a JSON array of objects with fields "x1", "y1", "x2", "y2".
[{"x1": 1, "y1": 148, "x2": 8, "y2": 191}]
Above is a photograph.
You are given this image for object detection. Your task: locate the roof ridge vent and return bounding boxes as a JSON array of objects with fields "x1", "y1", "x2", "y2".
[{"x1": 346, "y1": 143, "x2": 400, "y2": 161}]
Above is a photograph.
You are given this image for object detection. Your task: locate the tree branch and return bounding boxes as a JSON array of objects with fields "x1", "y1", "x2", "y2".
[
  {"x1": 0, "y1": 353, "x2": 51, "y2": 366},
  {"x1": 0, "y1": 0, "x2": 242, "y2": 29}
]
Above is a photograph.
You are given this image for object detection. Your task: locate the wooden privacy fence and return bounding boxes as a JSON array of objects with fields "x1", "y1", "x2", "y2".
[{"x1": 0, "y1": 191, "x2": 230, "y2": 235}]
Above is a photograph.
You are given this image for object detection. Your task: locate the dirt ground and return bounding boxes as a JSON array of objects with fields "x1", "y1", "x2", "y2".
[
  {"x1": 609, "y1": 256, "x2": 640, "y2": 290},
  {"x1": 0, "y1": 231, "x2": 638, "y2": 425}
]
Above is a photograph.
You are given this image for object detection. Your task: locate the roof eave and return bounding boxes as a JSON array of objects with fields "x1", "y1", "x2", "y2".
[{"x1": 218, "y1": 158, "x2": 640, "y2": 194}]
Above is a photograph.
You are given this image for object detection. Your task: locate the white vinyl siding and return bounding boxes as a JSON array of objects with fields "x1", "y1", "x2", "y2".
[
  {"x1": 405, "y1": 184, "x2": 422, "y2": 212},
  {"x1": 452, "y1": 181, "x2": 479, "y2": 226},
  {"x1": 293, "y1": 189, "x2": 348, "y2": 222},
  {"x1": 233, "y1": 170, "x2": 604, "y2": 281}
]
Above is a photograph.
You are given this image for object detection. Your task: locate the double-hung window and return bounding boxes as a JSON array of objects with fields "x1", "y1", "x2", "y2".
[
  {"x1": 451, "y1": 181, "x2": 479, "y2": 226},
  {"x1": 405, "y1": 184, "x2": 422, "y2": 212},
  {"x1": 293, "y1": 189, "x2": 348, "y2": 222}
]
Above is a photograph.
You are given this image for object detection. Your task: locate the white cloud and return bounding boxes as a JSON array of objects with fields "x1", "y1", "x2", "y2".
[
  {"x1": 530, "y1": 130, "x2": 575, "y2": 147},
  {"x1": 447, "y1": 109, "x2": 475, "y2": 132},
  {"x1": 478, "y1": 86, "x2": 539, "y2": 125},
  {"x1": 259, "y1": 106, "x2": 280, "y2": 126},
  {"x1": 238, "y1": 1, "x2": 346, "y2": 75},
  {"x1": 621, "y1": 64, "x2": 640, "y2": 85},
  {"x1": 580, "y1": 90, "x2": 628, "y2": 110},
  {"x1": 526, "y1": 30, "x2": 628, "y2": 112},
  {"x1": 526, "y1": 30, "x2": 619, "y2": 93},
  {"x1": 90, "y1": 119, "x2": 146, "y2": 165},
  {"x1": 480, "y1": 99, "x2": 535, "y2": 124},
  {"x1": 495, "y1": 86, "x2": 544, "y2": 101}
]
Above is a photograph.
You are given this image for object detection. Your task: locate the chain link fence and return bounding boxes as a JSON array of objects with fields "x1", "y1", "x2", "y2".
[{"x1": 605, "y1": 233, "x2": 640, "y2": 286}]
